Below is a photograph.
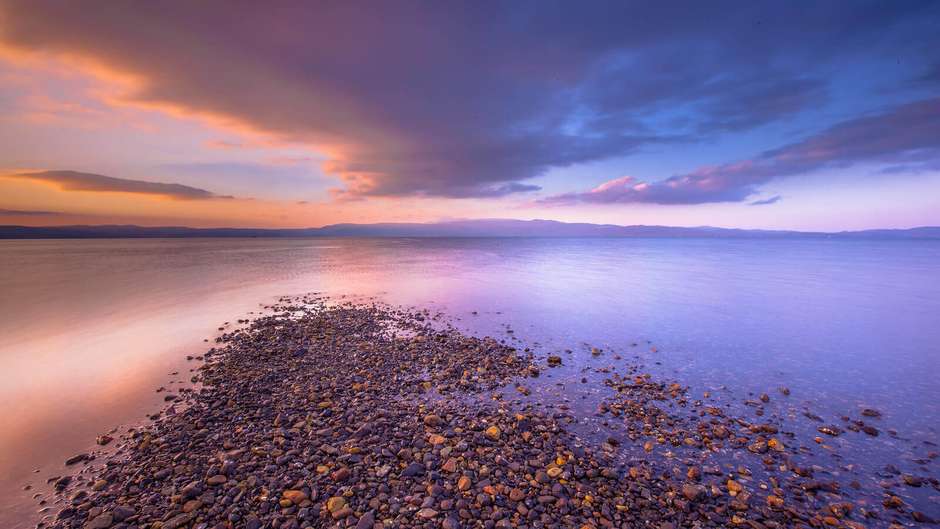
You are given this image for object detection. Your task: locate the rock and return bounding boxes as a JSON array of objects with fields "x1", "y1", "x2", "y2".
[
  {"x1": 282, "y1": 489, "x2": 308, "y2": 504},
  {"x1": 509, "y1": 488, "x2": 525, "y2": 501},
  {"x1": 70, "y1": 489, "x2": 87, "y2": 502},
  {"x1": 327, "y1": 496, "x2": 346, "y2": 513},
  {"x1": 332, "y1": 466, "x2": 351, "y2": 481},
  {"x1": 402, "y1": 462, "x2": 425, "y2": 477},
  {"x1": 111, "y1": 506, "x2": 135, "y2": 522},
  {"x1": 163, "y1": 512, "x2": 194, "y2": 529},
  {"x1": 547, "y1": 355, "x2": 562, "y2": 366},
  {"x1": 424, "y1": 414, "x2": 443, "y2": 427},
  {"x1": 416, "y1": 508, "x2": 438, "y2": 519},
  {"x1": 85, "y1": 513, "x2": 113, "y2": 529},
  {"x1": 65, "y1": 453, "x2": 89, "y2": 465},
  {"x1": 861, "y1": 408, "x2": 881, "y2": 418},
  {"x1": 54, "y1": 475, "x2": 72, "y2": 490},
  {"x1": 902, "y1": 474, "x2": 923, "y2": 487},
  {"x1": 441, "y1": 457, "x2": 458, "y2": 473},
  {"x1": 546, "y1": 466, "x2": 563, "y2": 478},
  {"x1": 484, "y1": 425, "x2": 501, "y2": 440},
  {"x1": 182, "y1": 499, "x2": 202, "y2": 513},
  {"x1": 206, "y1": 474, "x2": 227, "y2": 485},
  {"x1": 457, "y1": 476, "x2": 472, "y2": 491},
  {"x1": 355, "y1": 511, "x2": 375, "y2": 529},
  {"x1": 817, "y1": 425, "x2": 843, "y2": 436},
  {"x1": 883, "y1": 495, "x2": 904, "y2": 509},
  {"x1": 681, "y1": 484, "x2": 706, "y2": 501},
  {"x1": 245, "y1": 515, "x2": 261, "y2": 529},
  {"x1": 96, "y1": 435, "x2": 113, "y2": 446}
]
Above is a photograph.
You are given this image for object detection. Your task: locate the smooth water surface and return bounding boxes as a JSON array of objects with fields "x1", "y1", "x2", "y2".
[{"x1": 1, "y1": 237, "x2": 938, "y2": 524}]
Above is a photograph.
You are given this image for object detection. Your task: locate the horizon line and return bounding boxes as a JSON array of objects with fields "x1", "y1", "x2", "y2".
[{"x1": 1, "y1": 219, "x2": 939, "y2": 237}]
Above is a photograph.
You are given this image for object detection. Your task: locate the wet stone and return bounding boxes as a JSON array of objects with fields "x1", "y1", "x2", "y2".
[{"x1": 84, "y1": 514, "x2": 112, "y2": 529}]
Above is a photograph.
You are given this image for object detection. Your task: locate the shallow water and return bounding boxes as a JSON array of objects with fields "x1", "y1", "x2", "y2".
[{"x1": 0, "y1": 237, "x2": 938, "y2": 525}]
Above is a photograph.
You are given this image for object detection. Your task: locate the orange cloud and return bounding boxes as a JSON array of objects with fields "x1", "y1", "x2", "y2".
[{"x1": 5, "y1": 170, "x2": 233, "y2": 200}]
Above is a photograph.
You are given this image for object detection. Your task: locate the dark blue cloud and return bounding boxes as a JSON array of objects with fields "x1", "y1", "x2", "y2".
[
  {"x1": 749, "y1": 196, "x2": 782, "y2": 206},
  {"x1": 1, "y1": 1, "x2": 937, "y2": 199},
  {"x1": 542, "y1": 97, "x2": 940, "y2": 205}
]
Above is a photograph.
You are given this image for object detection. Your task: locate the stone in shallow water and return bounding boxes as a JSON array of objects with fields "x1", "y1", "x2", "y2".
[
  {"x1": 682, "y1": 484, "x2": 706, "y2": 501},
  {"x1": 52, "y1": 475, "x2": 72, "y2": 491},
  {"x1": 817, "y1": 425, "x2": 843, "y2": 436},
  {"x1": 84, "y1": 513, "x2": 112, "y2": 529},
  {"x1": 65, "y1": 453, "x2": 88, "y2": 466}
]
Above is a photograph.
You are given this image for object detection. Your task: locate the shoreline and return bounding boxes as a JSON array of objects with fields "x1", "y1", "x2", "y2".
[{"x1": 30, "y1": 296, "x2": 939, "y2": 528}]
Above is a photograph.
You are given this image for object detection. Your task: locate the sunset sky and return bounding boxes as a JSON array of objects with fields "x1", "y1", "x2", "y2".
[{"x1": 1, "y1": 1, "x2": 938, "y2": 230}]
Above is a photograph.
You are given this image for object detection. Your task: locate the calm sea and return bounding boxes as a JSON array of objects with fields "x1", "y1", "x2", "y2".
[{"x1": 1, "y1": 237, "x2": 938, "y2": 524}]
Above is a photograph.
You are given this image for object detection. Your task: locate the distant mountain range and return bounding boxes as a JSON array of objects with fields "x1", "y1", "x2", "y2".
[{"x1": 1, "y1": 219, "x2": 939, "y2": 239}]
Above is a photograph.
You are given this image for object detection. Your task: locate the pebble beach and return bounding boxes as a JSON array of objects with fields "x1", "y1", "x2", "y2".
[{"x1": 32, "y1": 296, "x2": 939, "y2": 529}]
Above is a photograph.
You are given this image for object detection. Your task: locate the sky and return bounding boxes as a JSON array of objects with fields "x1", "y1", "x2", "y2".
[{"x1": 0, "y1": 1, "x2": 938, "y2": 230}]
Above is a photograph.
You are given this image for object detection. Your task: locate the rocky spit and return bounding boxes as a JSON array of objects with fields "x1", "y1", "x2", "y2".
[{"x1": 38, "y1": 296, "x2": 937, "y2": 529}]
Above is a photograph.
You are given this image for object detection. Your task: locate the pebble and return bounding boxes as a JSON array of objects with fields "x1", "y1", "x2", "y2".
[{"x1": 84, "y1": 513, "x2": 112, "y2": 529}]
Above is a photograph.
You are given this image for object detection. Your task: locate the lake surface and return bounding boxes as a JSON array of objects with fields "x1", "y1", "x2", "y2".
[{"x1": 1, "y1": 237, "x2": 938, "y2": 525}]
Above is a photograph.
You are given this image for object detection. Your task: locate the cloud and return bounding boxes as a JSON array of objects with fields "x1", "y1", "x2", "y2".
[
  {"x1": 0, "y1": 2, "x2": 936, "y2": 199},
  {"x1": 543, "y1": 97, "x2": 940, "y2": 205},
  {"x1": 749, "y1": 195, "x2": 782, "y2": 206},
  {"x1": 7, "y1": 170, "x2": 232, "y2": 200},
  {"x1": 0, "y1": 207, "x2": 62, "y2": 215}
]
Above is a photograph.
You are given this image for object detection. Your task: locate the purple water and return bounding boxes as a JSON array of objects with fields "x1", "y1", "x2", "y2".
[{"x1": 1, "y1": 237, "x2": 938, "y2": 525}]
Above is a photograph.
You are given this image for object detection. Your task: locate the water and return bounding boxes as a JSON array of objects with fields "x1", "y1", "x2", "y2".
[{"x1": 1, "y1": 237, "x2": 938, "y2": 525}]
